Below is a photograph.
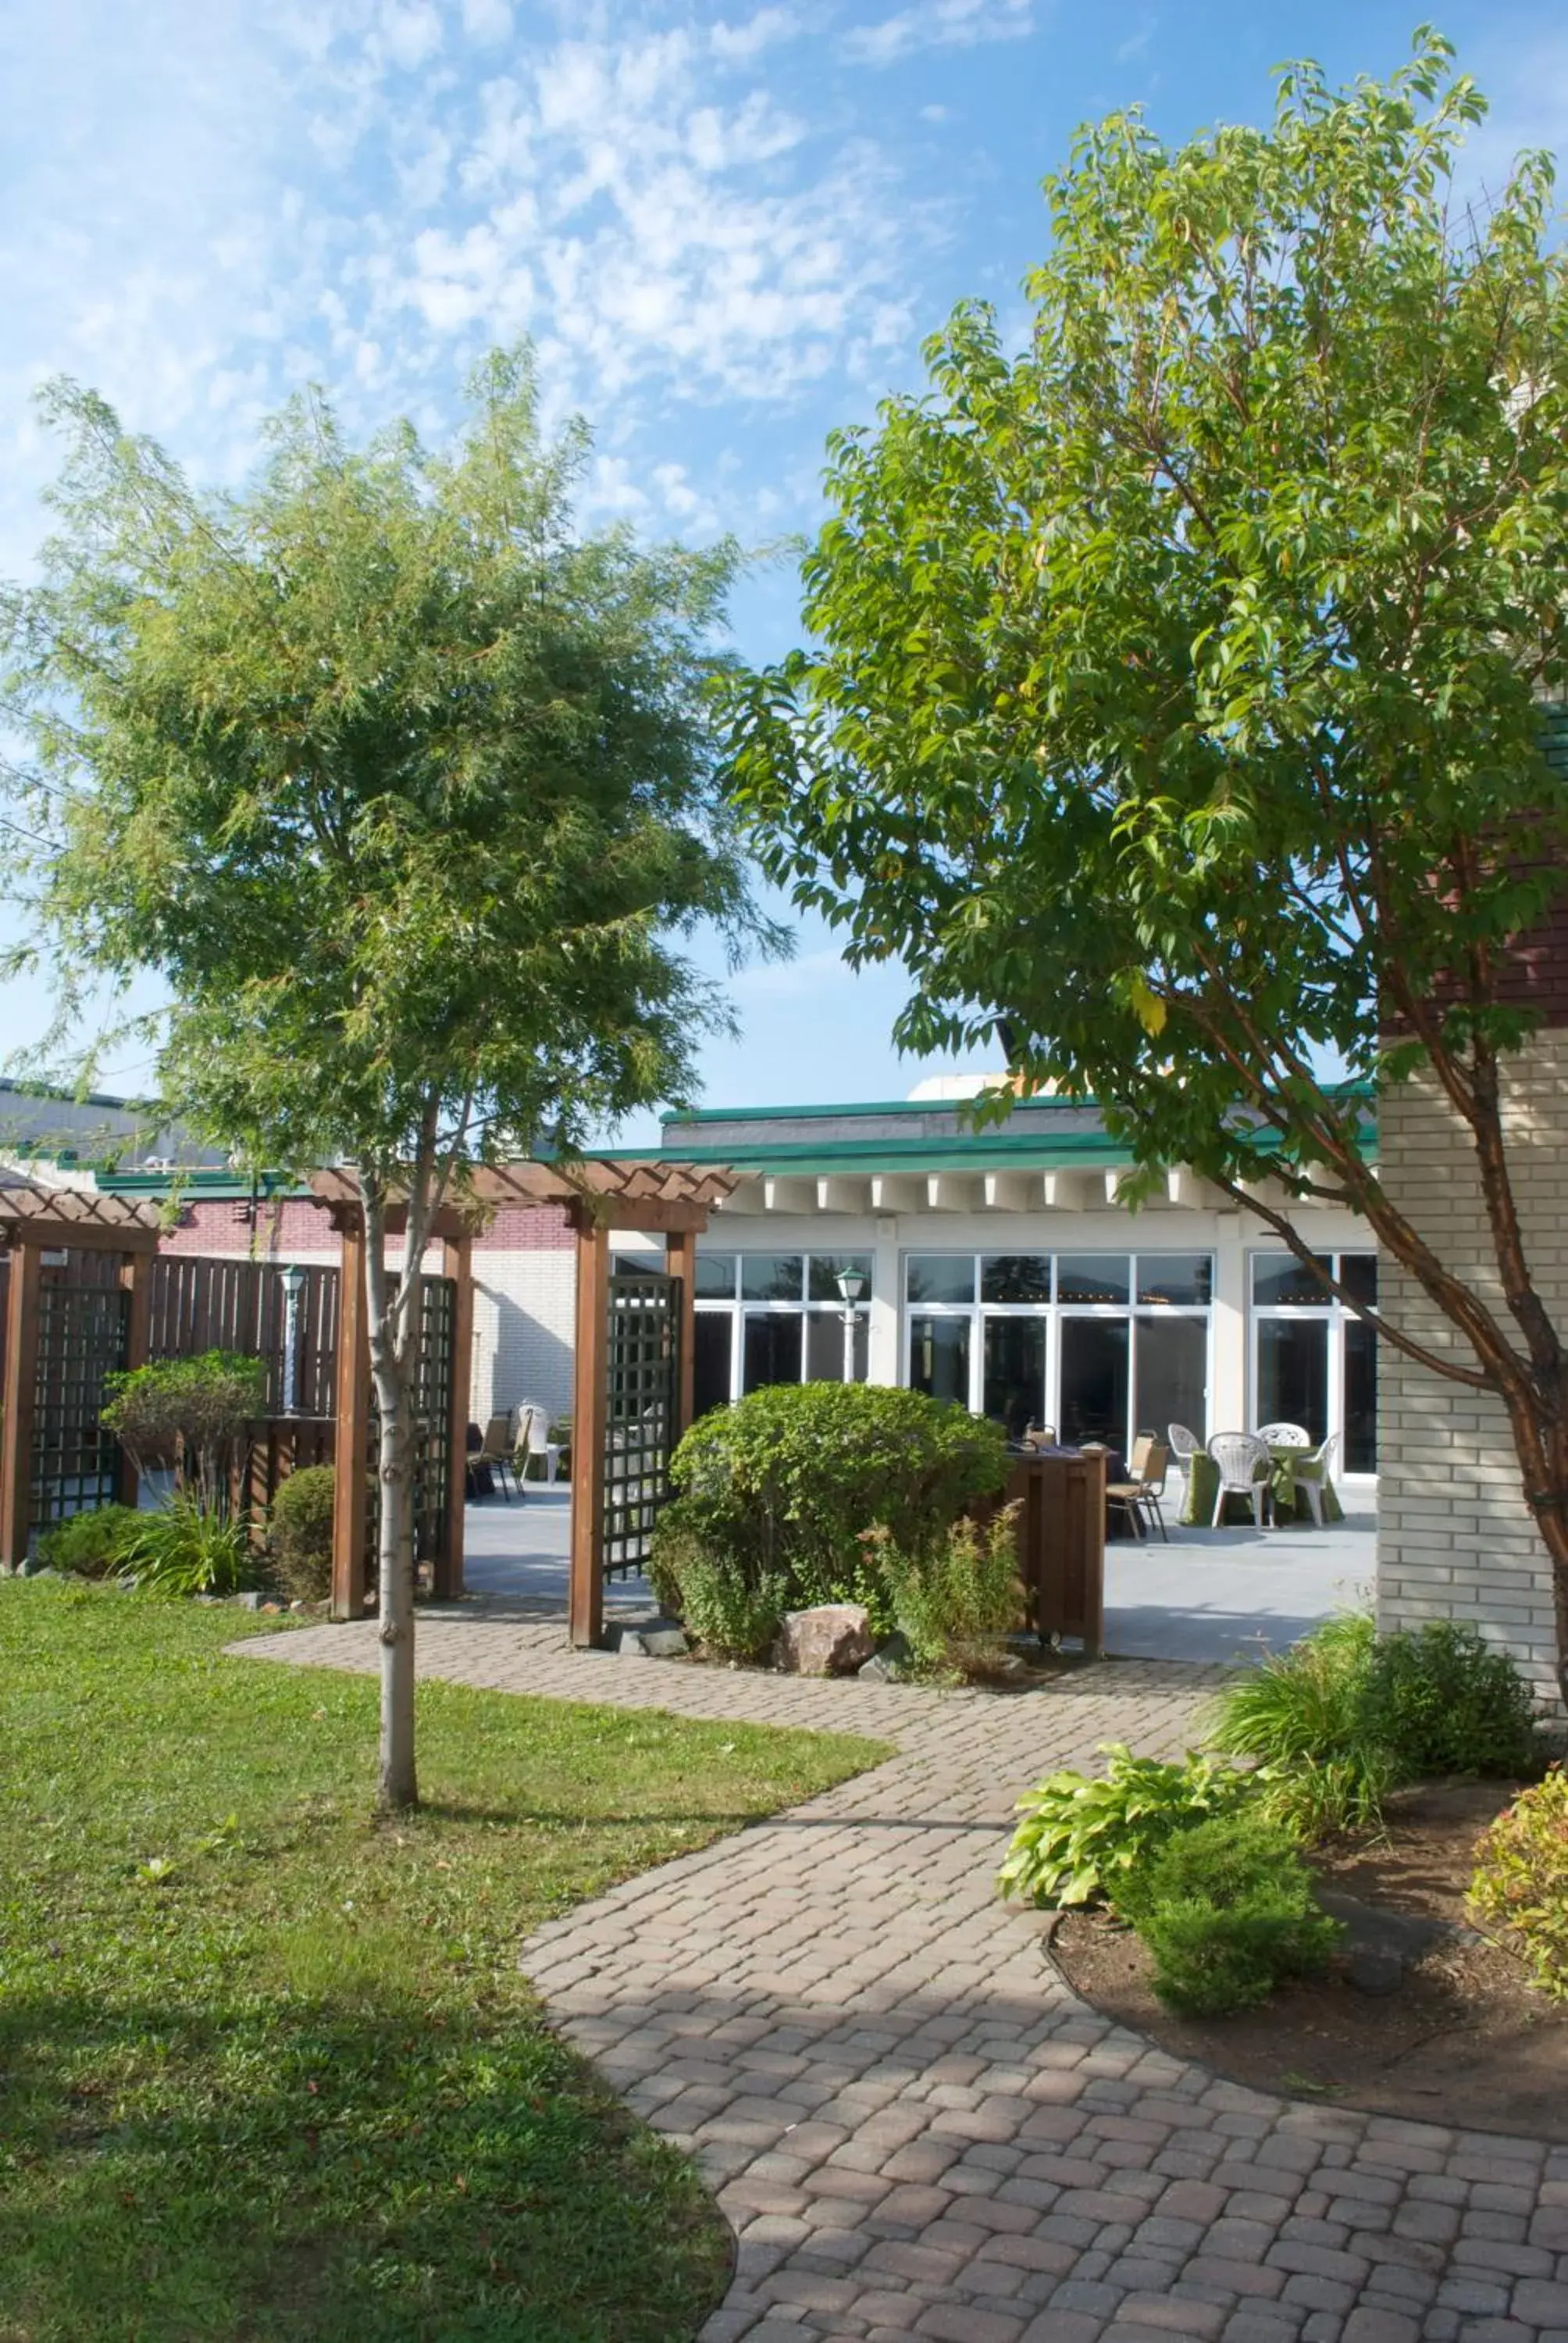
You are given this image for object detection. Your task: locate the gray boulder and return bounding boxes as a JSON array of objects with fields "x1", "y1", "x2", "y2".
[{"x1": 779, "y1": 1603, "x2": 874, "y2": 1677}]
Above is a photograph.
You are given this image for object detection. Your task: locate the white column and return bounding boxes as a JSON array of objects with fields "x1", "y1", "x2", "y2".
[
  {"x1": 1210, "y1": 1217, "x2": 1246, "y2": 1434},
  {"x1": 868, "y1": 1218, "x2": 901, "y2": 1387}
]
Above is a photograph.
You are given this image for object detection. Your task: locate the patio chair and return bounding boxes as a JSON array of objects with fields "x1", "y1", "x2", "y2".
[
  {"x1": 1291, "y1": 1431, "x2": 1341, "y2": 1526},
  {"x1": 1108, "y1": 1436, "x2": 1171, "y2": 1542},
  {"x1": 1207, "y1": 1431, "x2": 1272, "y2": 1528},
  {"x1": 516, "y1": 1401, "x2": 562, "y2": 1486},
  {"x1": 1256, "y1": 1421, "x2": 1313, "y2": 1449},
  {"x1": 1021, "y1": 1424, "x2": 1058, "y2": 1450},
  {"x1": 1167, "y1": 1423, "x2": 1203, "y2": 1467},
  {"x1": 472, "y1": 1413, "x2": 522, "y2": 1503}
]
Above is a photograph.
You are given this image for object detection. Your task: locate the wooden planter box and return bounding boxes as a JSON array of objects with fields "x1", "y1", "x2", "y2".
[{"x1": 972, "y1": 1449, "x2": 1106, "y2": 1659}]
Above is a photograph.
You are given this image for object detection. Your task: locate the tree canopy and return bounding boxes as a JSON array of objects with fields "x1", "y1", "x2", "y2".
[{"x1": 726, "y1": 30, "x2": 1568, "y2": 1671}]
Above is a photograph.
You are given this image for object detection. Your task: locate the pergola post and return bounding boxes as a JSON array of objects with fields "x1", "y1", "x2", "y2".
[
  {"x1": 434, "y1": 1231, "x2": 473, "y2": 1601},
  {"x1": 116, "y1": 1250, "x2": 154, "y2": 1510},
  {"x1": 568, "y1": 1214, "x2": 610, "y2": 1649},
  {"x1": 665, "y1": 1226, "x2": 697, "y2": 1443},
  {"x1": 330, "y1": 1214, "x2": 371, "y2": 1621},
  {"x1": 0, "y1": 1239, "x2": 43, "y2": 1571}
]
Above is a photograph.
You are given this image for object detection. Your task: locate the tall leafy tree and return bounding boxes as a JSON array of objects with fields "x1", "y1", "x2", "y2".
[
  {"x1": 727, "y1": 33, "x2": 1568, "y2": 1690},
  {"x1": 4, "y1": 351, "x2": 775, "y2": 1805}
]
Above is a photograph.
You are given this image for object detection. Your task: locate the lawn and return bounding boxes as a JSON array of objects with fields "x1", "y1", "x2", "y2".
[{"x1": 0, "y1": 1582, "x2": 885, "y2": 2342}]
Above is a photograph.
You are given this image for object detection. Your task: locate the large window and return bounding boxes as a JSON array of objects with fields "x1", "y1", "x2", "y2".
[
  {"x1": 693, "y1": 1251, "x2": 870, "y2": 1415},
  {"x1": 907, "y1": 1250, "x2": 1212, "y2": 1454},
  {"x1": 1250, "y1": 1251, "x2": 1377, "y2": 1472}
]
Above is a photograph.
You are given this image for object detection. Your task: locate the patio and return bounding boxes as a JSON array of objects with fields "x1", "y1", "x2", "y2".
[{"x1": 455, "y1": 1482, "x2": 1376, "y2": 1666}]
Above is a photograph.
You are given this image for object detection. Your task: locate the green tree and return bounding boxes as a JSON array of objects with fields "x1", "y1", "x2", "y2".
[
  {"x1": 4, "y1": 351, "x2": 775, "y2": 1806},
  {"x1": 727, "y1": 33, "x2": 1568, "y2": 1693}
]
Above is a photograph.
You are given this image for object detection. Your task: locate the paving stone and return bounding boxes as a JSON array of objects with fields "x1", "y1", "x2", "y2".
[{"x1": 237, "y1": 1610, "x2": 1563, "y2": 2343}]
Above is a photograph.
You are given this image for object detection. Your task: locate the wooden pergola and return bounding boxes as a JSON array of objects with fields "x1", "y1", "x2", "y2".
[
  {"x1": 308, "y1": 1158, "x2": 735, "y2": 1637},
  {"x1": 0, "y1": 1182, "x2": 162, "y2": 1567}
]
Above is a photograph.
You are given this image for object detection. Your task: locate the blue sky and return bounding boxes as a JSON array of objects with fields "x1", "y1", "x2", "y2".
[{"x1": 2, "y1": 0, "x2": 1564, "y2": 1143}]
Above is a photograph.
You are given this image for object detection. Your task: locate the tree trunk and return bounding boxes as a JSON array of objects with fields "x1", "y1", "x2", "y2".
[{"x1": 374, "y1": 1362, "x2": 419, "y2": 1812}]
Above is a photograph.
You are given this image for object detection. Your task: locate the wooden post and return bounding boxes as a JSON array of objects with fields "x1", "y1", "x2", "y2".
[
  {"x1": 434, "y1": 1232, "x2": 473, "y2": 1601},
  {"x1": 665, "y1": 1228, "x2": 696, "y2": 1441},
  {"x1": 330, "y1": 1215, "x2": 371, "y2": 1621},
  {"x1": 568, "y1": 1216, "x2": 609, "y2": 1648},
  {"x1": 0, "y1": 1241, "x2": 43, "y2": 1570},
  {"x1": 116, "y1": 1250, "x2": 154, "y2": 1510}
]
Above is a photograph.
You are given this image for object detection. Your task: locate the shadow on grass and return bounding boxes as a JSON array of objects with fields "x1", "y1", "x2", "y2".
[{"x1": 0, "y1": 1986, "x2": 731, "y2": 2343}]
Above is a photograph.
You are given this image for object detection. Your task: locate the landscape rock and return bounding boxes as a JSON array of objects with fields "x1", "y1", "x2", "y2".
[
  {"x1": 611, "y1": 1619, "x2": 688, "y2": 1658},
  {"x1": 779, "y1": 1603, "x2": 874, "y2": 1677},
  {"x1": 233, "y1": 1591, "x2": 263, "y2": 1610},
  {"x1": 858, "y1": 1632, "x2": 913, "y2": 1683},
  {"x1": 1346, "y1": 1941, "x2": 1405, "y2": 1996}
]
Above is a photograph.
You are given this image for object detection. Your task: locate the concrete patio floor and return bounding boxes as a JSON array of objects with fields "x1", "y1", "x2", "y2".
[{"x1": 457, "y1": 1485, "x2": 1376, "y2": 1667}]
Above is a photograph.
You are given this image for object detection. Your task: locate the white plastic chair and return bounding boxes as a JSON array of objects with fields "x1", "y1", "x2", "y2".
[
  {"x1": 1167, "y1": 1423, "x2": 1203, "y2": 1467},
  {"x1": 1207, "y1": 1431, "x2": 1272, "y2": 1528},
  {"x1": 1256, "y1": 1421, "x2": 1313, "y2": 1449},
  {"x1": 1292, "y1": 1432, "x2": 1341, "y2": 1525},
  {"x1": 516, "y1": 1402, "x2": 562, "y2": 1485}
]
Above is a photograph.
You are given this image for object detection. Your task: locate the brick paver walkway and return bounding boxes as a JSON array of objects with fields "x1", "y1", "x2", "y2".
[{"x1": 244, "y1": 1615, "x2": 1568, "y2": 2343}]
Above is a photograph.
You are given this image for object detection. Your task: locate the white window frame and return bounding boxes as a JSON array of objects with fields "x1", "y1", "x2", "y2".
[
  {"x1": 693, "y1": 1249, "x2": 871, "y2": 1406},
  {"x1": 1247, "y1": 1250, "x2": 1377, "y2": 1475}
]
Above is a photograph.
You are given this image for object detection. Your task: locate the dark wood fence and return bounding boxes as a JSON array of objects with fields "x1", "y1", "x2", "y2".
[{"x1": 148, "y1": 1257, "x2": 338, "y2": 1417}]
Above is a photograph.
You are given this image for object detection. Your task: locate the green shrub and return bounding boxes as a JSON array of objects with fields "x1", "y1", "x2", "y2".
[
  {"x1": 35, "y1": 1503, "x2": 144, "y2": 1578},
  {"x1": 102, "y1": 1351, "x2": 268, "y2": 1512},
  {"x1": 268, "y1": 1465, "x2": 336, "y2": 1602},
  {"x1": 671, "y1": 1549, "x2": 789, "y2": 1663},
  {"x1": 122, "y1": 1496, "x2": 258, "y2": 1598},
  {"x1": 878, "y1": 1507, "x2": 1025, "y2": 1678},
  {"x1": 998, "y1": 1742, "x2": 1250, "y2": 1909},
  {"x1": 1121, "y1": 1812, "x2": 1342, "y2": 2017},
  {"x1": 1360, "y1": 1621, "x2": 1539, "y2": 1779},
  {"x1": 654, "y1": 1383, "x2": 1007, "y2": 1639},
  {"x1": 1469, "y1": 1767, "x2": 1568, "y2": 2002}
]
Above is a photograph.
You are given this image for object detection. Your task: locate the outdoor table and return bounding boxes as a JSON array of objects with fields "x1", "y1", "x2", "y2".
[{"x1": 1179, "y1": 1443, "x2": 1343, "y2": 1528}]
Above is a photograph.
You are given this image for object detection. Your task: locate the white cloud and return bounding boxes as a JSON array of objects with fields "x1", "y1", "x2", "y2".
[
  {"x1": 462, "y1": 0, "x2": 512, "y2": 43},
  {"x1": 843, "y1": 0, "x2": 1032, "y2": 68},
  {"x1": 380, "y1": 2, "x2": 443, "y2": 73},
  {"x1": 711, "y1": 7, "x2": 802, "y2": 62}
]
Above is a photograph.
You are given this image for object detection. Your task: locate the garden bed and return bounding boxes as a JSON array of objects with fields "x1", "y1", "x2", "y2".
[{"x1": 1051, "y1": 1777, "x2": 1568, "y2": 2141}]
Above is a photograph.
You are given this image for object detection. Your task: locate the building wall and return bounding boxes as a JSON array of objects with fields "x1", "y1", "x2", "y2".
[{"x1": 1377, "y1": 1030, "x2": 1568, "y2": 1703}]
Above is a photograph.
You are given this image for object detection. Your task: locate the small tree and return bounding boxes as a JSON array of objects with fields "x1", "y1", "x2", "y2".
[
  {"x1": 727, "y1": 34, "x2": 1568, "y2": 1694},
  {"x1": 4, "y1": 351, "x2": 775, "y2": 1806},
  {"x1": 101, "y1": 1351, "x2": 268, "y2": 1515}
]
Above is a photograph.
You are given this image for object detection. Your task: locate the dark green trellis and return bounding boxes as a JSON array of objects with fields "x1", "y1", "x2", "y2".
[{"x1": 603, "y1": 1271, "x2": 679, "y2": 1578}]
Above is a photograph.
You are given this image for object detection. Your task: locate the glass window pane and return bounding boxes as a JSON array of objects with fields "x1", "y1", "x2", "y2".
[
  {"x1": 1136, "y1": 1253, "x2": 1213, "y2": 1307},
  {"x1": 982, "y1": 1316, "x2": 1046, "y2": 1441},
  {"x1": 1339, "y1": 1253, "x2": 1378, "y2": 1308},
  {"x1": 807, "y1": 1252, "x2": 873, "y2": 1303},
  {"x1": 1256, "y1": 1318, "x2": 1329, "y2": 1443},
  {"x1": 1135, "y1": 1314, "x2": 1207, "y2": 1448},
  {"x1": 743, "y1": 1311, "x2": 803, "y2": 1390},
  {"x1": 805, "y1": 1311, "x2": 868, "y2": 1383},
  {"x1": 739, "y1": 1253, "x2": 804, "y2": 1301},
  {"x1": 906, "y1": 1254, "x2": 975, "y2": 1305},
  {"x1": 1345, "y1": 1316, "x2": 1377, "y2": 1473},
  {"x1": 1057, "y1": 1254, "x2": 1129, "y2": 1306},
  {"x1": 1252, "y1": 1254, "x2": 1332, "y2": 1307},
  {"x1": 1060, "y1": 1317, "x2": 1130, "y2": 1450},
  {"x1": 694, "y1": 1252, "x2": 737, "y2": 1300},
  {"x1": 909, "y1": 1313, "x2": 971, "y2": 1405},
  {"x1": 693, "y1": 1312, "x2": 733, "y2": 1418},
  {"x1": 982, "y1": 1254, "x2": 1052, "y2": 1303}
]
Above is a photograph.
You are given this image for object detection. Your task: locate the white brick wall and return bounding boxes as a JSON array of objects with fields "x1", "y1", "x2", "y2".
[
  {"x1": 1377, "y1": 1030, "x2": 1568, "y2": 1705},
  {"x1": 471, "y1": 1249, "x2": 577, "y2": 1429}
]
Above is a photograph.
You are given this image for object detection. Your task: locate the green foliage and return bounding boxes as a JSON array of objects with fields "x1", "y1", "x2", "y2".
[
  {"x1": 998, "y1": 1742, "x2": 1249, "y2": 1910},
  {"x1": 34, "y1": 1503, "x2": 143, "y2": 1578},
  {"x1": 1360, "y1": 1619, "x2": 1541, "y2": 1779},
  {"x1": 0, "y1": 1580, "x2": 881, "y2": 2341},
  {"x1": 122, "y1": 1496, "x2": 258, "y2": 1598},
  {"x1": 101, "y1": 1352, "x2": 268, "y2": 1511},
  {"x1": 671, "y1": 1548, "x2": 789, "y2": 1664},
  {"x1": 1470, "y1": 1767, "x2": 1568, "y2": 2002},
  {"x1": 1209, "y1": 1611, "x2": 1541, "y2": 1835},
  {"x1": 266, "y1": 1464, "x2": 336, "y2": 1603},
  {"x1": 1121, "y1": 1813, "x2": 1342, "y2": 2017},
  {"x1": 654, "y1": 1382, "x2": 1007, "y2": 1637},
  {"x1": 877, "y1": 1507, "x2": 1025, "y2": 1678}
]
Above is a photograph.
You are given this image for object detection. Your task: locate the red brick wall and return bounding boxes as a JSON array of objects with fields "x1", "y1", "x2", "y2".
[{"x1": 159, "y1": 1197, "x2": 337, "y2": 1257}]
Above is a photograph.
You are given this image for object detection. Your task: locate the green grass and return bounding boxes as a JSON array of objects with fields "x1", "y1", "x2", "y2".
[{"x1": 0, "y1": 1582, "x2": 886, "y2": 2342}]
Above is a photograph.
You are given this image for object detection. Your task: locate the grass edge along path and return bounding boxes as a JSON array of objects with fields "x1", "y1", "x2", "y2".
[{"x1": 0, "y1": 1582, "x2": 886, "y2": 2343}]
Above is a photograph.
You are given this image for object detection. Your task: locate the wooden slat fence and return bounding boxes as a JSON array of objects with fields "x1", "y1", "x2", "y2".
[{"x1": 148, "y1": 1257, "x2": 338, "y2": 1418}]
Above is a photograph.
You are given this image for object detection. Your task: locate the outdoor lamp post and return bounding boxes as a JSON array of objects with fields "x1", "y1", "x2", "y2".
[
  {"x1": 280, "y1": 1263, "x2": 307, "y2": 1416},
  {"x1": 834, "y1": 1265, "x2": 867, "y2": 1384}
]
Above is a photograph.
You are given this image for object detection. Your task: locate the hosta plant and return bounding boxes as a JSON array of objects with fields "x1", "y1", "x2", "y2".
[{"x1": 998, "y1": 1742, "x2": 1249, "y2": 1910}]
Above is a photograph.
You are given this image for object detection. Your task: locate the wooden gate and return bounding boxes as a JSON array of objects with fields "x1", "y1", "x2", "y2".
[
  {"x1": 603, "y1": 1271, "x2": 679, "y2": 1578},
  {"x1": 30, "y1": 1253, "x2": 131, "y2": 1530}
]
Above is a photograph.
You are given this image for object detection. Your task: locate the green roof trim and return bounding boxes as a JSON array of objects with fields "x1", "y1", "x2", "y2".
[{"x1": 662, "y1": 1079, "x2": 1374, "y2": 1125}]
